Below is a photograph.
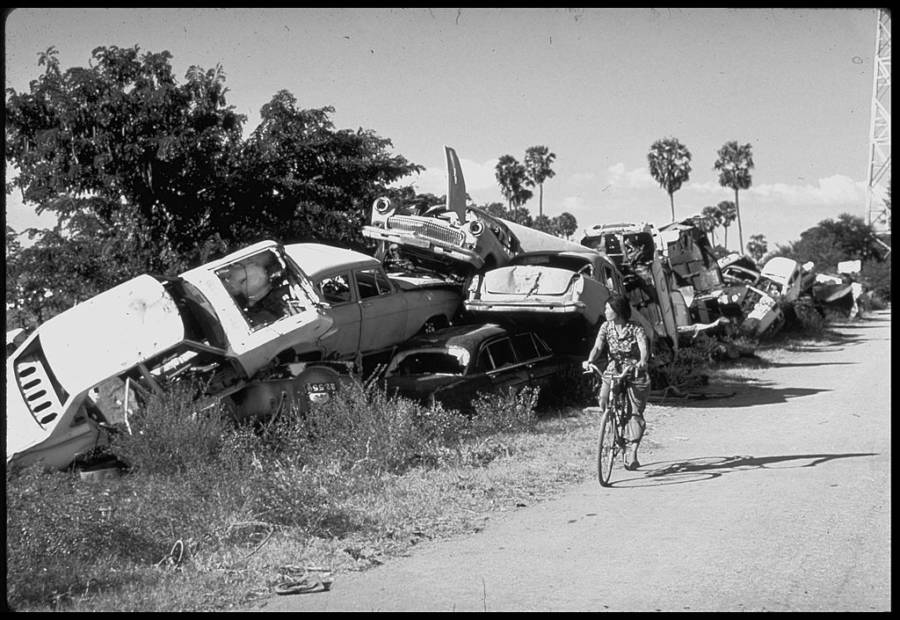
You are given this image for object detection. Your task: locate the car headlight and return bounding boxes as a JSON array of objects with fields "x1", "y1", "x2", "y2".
[
  {"x1": 469, "y1": 220, "x2": 485, "y2": 236},
  {"x1": 373, "y1": 197, "x2": 395, "y2": 215}
]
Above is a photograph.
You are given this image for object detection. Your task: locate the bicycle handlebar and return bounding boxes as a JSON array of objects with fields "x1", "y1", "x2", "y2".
[{"x1": 582, "y1": 360, "x2": 641, "y2": 382}]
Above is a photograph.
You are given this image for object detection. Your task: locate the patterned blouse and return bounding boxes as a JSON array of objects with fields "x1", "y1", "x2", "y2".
[{"x1": 596, "y1": 320, "x2": 647, "y2": 362}]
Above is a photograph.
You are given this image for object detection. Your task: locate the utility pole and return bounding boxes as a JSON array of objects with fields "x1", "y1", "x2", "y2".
[{"x1": 865, "y1": 8, "x2": 891, "y2": 251}]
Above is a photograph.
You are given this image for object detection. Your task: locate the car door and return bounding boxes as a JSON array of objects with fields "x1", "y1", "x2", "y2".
[
  {"x1": 213, "y1": 247, "x2": 333, "y2": 374},
  {"x1": 314, "y1": 271, "x2": 361, "y2": 359},
  {"x1": 480, "y1": 335, "x2": 531, "y2": 394},
  {"x1": 354, "y1": 266, "x2": 407, "y2": 354},
  {"x1": 510, "y1": 332, "x2": 557, "y2": 386}
]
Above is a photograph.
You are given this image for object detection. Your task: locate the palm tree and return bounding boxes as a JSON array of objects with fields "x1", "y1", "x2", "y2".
[
  {"x1": 647, "y1": 137, "x2": 692, "y2": 222},
  {"x1": 495, "y1": 155, "x2": 533, "y2": 221},
  {"x1": 718, "y1": 200, "x2": 737, "y2": 251},
  {"x1": 523, "y1": 145, "x2": 556, "y2": 219},
  {"x1": 714, "y1": 141, "x2": 754, "y2": 254},
  {"x1": 701, "y1": 204, "x2": 724, "y2": 245}
]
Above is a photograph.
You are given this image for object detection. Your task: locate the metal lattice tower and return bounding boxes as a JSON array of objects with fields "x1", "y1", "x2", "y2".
[{"x1": 866, "y1": 9, "x2": 891, "y2": 235}]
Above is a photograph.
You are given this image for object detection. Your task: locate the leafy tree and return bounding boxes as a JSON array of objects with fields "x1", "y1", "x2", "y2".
[
  {"x1": 6, "y1": 45, "x2": 422, "y2": 327},
  {"x1": 770, "y1": 213, "x2": 883, "y2": 272},
  {"x1": 647, "y1": 137, "x2": 692, "y2": 222},
  {"x1": 523, "y1": 145, "x2": 556, "y2": 218},
  {"x1": 746, "y1": 233, "x2": 768, "y2": 263},
  {"x1": 714, "y1": 141, "x2": 754, "y2": 254},
  {"x1": 233, "y1": 90, "x2": 421, "y2": 250},
  {"x1": 554, "y1": 212, "x2": 578, "y2": 240},
  {"x1": 531, "y1": 214, "x2": 556, "y2": 235},
  {"x1": 701, "y1": 204, "x2": 724, "y2": 245},
  {"x1": 481, "y1": 202, "x2": 509, "y2": 219},
  {"x1": 495, "y1": 155, "x2": 533, "y2": 221},
  {"x1": 718, "y1": 200, "x2": 737, "y2": 251}
]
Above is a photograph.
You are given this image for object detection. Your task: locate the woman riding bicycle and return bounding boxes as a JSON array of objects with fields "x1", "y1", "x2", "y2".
[{"x1": 583, "y1": 293, "x2": 651, "y2": 470}]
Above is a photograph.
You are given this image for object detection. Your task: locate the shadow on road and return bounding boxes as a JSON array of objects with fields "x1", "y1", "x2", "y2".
[
  {"x1": 651, "y1": 380, "x2": 831, "y2": 409},
  {"x1": 610, "y1": 452, "x2": 877, "y2": 488}
]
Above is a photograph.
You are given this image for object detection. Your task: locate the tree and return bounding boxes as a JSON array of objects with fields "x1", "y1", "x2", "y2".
[
  {"x1": 647, "y1": 137, "x2": 692, "y2": 222},
  {"x1": 495, "y1": 155, "x2": 533, "y2": 220},
  {"x1": 554, "y1": 212, "x2": 578, "y2": 240},
  {"x1": 531, "y1": 214, "x2": 557, "y2": 236},
  {"x1": 771, "y1": 213, "x2": 882, "y2": 272},
  {"x1": 234, "y1": 90, "x2": 421, "y2": 250},
  {"x1": 5, "y1": 45, "x2": 423, "y2": 326},
  {"x1": 746, "y1": 233, "x2": 768, "y2": 263},
  {"x1": 701, "y1": 204, "x2": 724, "y2": 245},
  {"x1": 523, "y1": 145, "x2": 556, "y2": 218},
  {"x1": 5, "y1": 45, "x2": 247, "y2": 273},
  {"x1": 714, "y1": 141, "x2": 754, "y2": 255},
  {"x1": 718, "y1": 200, "x2": 737, "y2": 251}
]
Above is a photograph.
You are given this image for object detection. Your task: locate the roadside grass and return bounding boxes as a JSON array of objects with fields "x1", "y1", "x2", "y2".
[
  {"x1": 6, "y1": 372, "x2": 597, "y2": 612},
  {"x1": 6, "y1": 309, "x2": 875, "y2": 612}
]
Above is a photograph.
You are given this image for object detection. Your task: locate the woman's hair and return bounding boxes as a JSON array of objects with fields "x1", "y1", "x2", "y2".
[{"x1": 606, "y1": 293, "x2": 632, "y2": 321}]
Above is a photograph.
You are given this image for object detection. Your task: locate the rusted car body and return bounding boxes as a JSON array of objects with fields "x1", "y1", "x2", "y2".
[
  {"x1": 362, "y1": 146, "x2": 521, "y2": 277},
  {"x1": 463, "y1": 250, "x2": 618, "y2": 329},
  {"x1": 285, "y1": 243, "x2": 462, "y2": 364},
  {"x1": 6, "y1": 240, "x2": 342, "y2": 470},
  {"x1": 716, "y1": 253, "x2": 786, "y2": 337},
  {"x1": 382, "y1": 323, "x2": 572, "y2": 412}
]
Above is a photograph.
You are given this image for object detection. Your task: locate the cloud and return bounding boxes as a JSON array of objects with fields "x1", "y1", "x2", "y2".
[{"x1": 605, "y1": 163, "x2": 656, "y2": 189}]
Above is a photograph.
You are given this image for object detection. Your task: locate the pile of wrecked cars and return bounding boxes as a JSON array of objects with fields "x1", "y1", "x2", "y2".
[
  {"x1": 6, "y1": 144, "x2": 836, "y2": 473},
  {"x1": 6, "y1": 239, "x2": 462, "y2": 471}
]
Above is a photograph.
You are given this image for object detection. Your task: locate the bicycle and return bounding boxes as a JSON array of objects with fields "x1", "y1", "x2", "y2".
[{"x1": 584, "y1": 361, "x2": 638, "y2": 487}]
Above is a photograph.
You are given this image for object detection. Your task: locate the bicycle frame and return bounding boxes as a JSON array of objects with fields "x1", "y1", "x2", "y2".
[{"x1": 586, "y1": 361, "x2": 635, "y2": 486}]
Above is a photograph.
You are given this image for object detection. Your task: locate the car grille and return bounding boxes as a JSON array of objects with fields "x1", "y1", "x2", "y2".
[
  {"x1": 387, "y1": 215, "x2": 467, "y2": 247},
  {"x1": 14, "y1": 343, "x2": 68, "y2": 427}
]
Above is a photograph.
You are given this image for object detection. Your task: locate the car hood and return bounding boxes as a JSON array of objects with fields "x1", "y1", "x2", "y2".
[
  {"x1": 31, "y1": 274, "x2": 185, "y2": 395},
  {"x1": 483, "y1": 266, "x2": 577, "y2": 296}
]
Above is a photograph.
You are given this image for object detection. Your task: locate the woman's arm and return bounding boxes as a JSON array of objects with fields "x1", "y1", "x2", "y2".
[{"x1": 636, "y1": 328, "x2": 649, "y2": 370}]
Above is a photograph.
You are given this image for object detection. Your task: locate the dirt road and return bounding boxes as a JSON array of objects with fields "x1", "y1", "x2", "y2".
[{"x1": 255, "y1": 311, "x2": 891, "y2": 612}]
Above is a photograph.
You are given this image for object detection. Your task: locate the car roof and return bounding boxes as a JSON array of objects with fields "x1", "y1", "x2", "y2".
[
  {"x1": 285, "y1": 243, "x2": 379, "y2": 278},
  {"x1": 399, "y1": 322, "x2": 509, "y2": 351}
]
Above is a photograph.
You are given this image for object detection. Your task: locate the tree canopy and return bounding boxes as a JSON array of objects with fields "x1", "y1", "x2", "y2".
[
  {"x1": 647, "y1": 137, "x2": 692, "y2": 222},
  {"x1": 5, "y1": 45, "x2": 422, "y2": 329}
]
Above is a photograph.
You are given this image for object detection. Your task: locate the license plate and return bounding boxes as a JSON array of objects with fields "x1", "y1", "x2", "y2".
[{"x1": 306, "y1": 382, "x2": 336, "y2": 393}]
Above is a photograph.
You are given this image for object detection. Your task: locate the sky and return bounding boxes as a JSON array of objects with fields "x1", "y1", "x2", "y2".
[{"x1": 4, "y1": 7, "x2": 885, "y2": 250}]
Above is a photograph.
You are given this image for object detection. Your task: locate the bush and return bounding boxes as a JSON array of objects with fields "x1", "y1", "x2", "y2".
[
  {"x1": 108, "y1": 381, "x2": 233, "y2": 475},
  {"x1": 470, "y1": 385, "x2": 540, "y2": 435}
]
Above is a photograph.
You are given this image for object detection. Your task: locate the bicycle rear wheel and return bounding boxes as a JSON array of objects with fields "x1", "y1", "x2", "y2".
[{"x1": 597, "y1": 410, "x2": 617, "y2": 486}]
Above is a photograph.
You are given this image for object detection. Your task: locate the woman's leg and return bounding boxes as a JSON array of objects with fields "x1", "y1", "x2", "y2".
[{"x1": 624, "y1": 375, "x2": 651, "y2": 468}]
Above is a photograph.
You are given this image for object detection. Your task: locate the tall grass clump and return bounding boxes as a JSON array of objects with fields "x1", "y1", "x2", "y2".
[{"x1": 6, "y1": 374, "x2": 547, "y2": 611}]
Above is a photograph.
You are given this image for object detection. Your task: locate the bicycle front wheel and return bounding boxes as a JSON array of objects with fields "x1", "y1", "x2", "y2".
[{"x1": 597, "y1": 410, "x2": 617, "y2": 486}]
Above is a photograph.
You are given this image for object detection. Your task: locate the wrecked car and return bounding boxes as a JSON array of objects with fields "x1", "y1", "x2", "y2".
[
  {"x1": 580, "y1": 221, "x2": 734, "y2": 349},
  {"x1": 463, "y1": 250, "x2": 620, "y2": 330},
  {"x1": 362, "y1": 146, "x2": 522, "y2": 278},
  {"x1": 285, "y1": 242, "x2": 462, "y2": 368},
  {"x1": 757, "y1": 256, "x2": 804, "y2": 304},
  {"x1": 715, "y1": 253, "x2": 786, "y2": 337},
  {"x1": 382, "y1": 323, "x2": 572, "y2": 412},
  {"x1": 462, "y1": 249, "x2": 658, "y2": 355},
  {"x1": 7, "y1": 240, "x2": 347, "y2": 471},
  {"x1": 718, "y1": 253, "x2": 761, "y2": 287}
]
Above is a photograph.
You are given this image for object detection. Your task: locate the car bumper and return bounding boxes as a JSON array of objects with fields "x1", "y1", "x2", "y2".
[{"x1": 362, "y1": 226, "x2": 483, "y2": 268}]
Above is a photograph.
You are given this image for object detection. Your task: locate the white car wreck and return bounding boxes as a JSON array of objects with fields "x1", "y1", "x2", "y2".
[
  {"x1": 6, "y1": 240, "x2": 346, "y2": 471},
  {"x1": 362, "y1": 146, "x2": 522, "y2": 277}
]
